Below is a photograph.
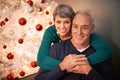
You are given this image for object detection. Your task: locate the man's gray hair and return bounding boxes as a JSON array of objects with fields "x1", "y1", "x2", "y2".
[{"x1": 75, "y1": 10, "x2": 94, "y2": 24}]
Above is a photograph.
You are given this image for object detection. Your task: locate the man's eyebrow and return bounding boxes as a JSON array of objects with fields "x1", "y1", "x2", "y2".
[{"x1": 82, "y1": 25, "x2": 89, "y2": 26}]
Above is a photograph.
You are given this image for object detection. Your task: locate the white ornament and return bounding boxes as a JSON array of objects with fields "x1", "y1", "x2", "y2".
[
  {"x1": 9, "y1": 29, "x2": 14, "y2": 36},
  {"x1": 28, "y1": 6, "x2": 34, "y2": 13}
]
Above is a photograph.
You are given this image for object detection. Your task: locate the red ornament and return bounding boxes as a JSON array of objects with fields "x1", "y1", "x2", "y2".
[
  {"x1": 38, "y1": 7, "x2": 43, "y2": 12},
  {"x1": 19, "y1": 71, "x2": 25, "y2": 76},
  {"x1": 0, "y1": 21, "x2": 5, "y2": 26},
  {"x1": 30, "y1": 61, "x2": 37, "y2": 68},
  {"x1": 7, "y1": 52, "x2": 14, "y2": 60},
  {"x1": 41, "y1": 0, "x2": 45, "y2": 3},
  {"x1": 3, "y1": 44, "x2": 7, "y2": 49},
  {"x1": 27, "y1": 0, "x2": 33, "y2": 6},
  {"x1": 19, "y1": 17, "x2": 27, "y2": 25},
  {"x1": 36, "y1": 24, "x2": 42, "y2": 31},
  {"x1": 45, "y1": 11, "x2": 49, "y2": 15},
  {"x1": 49, "y1": 21, "x2": 52, "y2": 25},
  {"x1": 18, "y1": 38, "x2": 24, "y2": 44},
  {"x1": 5, "y1": 17, "x2": 9, "y2": 22},
  {"x1": 0, "y1": 22, "x2": 2, "y2": 26},
  {"x1": 7, "y1": 73, "x2": 14, "y2": 80}
]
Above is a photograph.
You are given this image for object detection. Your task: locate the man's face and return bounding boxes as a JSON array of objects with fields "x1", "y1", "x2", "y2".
[
  {"x1": 71, "y1": 13, "x2": 94, "y2": 46},
  {"x1": 54, "y1": 15, "x2": 71, "y2": 37}
]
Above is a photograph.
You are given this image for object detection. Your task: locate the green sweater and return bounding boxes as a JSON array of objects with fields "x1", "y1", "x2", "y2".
[{"x1": 37, "y1": 25, "x2": 111, "y2": 70}]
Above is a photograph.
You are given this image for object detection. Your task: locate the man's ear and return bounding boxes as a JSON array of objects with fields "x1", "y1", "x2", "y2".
[{"x1": 91, "y1": 24, "x2": 95, "y2": 33}]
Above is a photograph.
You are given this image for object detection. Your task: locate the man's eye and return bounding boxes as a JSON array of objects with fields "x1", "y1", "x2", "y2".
[
  {"x1": 73, "y1": 25, "x2": 78, "y2": 28},
  {"x1": 83, "y1": 26, "x2": 89, "y2": 29},
  {"x1": 83, "y1": 27, "x2": 88, "y2": 29}
]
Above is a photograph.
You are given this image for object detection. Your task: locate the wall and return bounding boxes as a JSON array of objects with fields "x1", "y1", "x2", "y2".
[{"x1": 56, "y1": 0, "x2": 120, "y2": 79}]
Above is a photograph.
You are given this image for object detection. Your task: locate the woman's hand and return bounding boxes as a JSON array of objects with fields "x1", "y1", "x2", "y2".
[
  {"x1": 67, "y1": 55, "x2": 92, "y2": 75},
  {"x1": 59, "y1": 54, "x2": 86, "y2": 71}
]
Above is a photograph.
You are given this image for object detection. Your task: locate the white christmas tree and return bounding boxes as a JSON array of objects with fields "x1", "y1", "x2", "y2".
[{"x1": 0, "y1": 0, "x2": 58, "y2": 79}]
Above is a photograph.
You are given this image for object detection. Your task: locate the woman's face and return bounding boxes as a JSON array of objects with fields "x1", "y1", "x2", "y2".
[{"x1": 54, "y1": 15, "x2": 71, "y2": 37}]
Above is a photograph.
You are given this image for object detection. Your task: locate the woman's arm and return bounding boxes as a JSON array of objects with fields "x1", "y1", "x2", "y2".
[
  {"x1": 37, "y1": 26, "x2": 61, "y2": 70},
  {"x1": 87, "y1": 33, "x2": 112, "y2": 65}
]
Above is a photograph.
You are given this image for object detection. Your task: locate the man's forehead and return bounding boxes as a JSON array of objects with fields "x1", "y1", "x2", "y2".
[{"x1": 73, "y1": 14, "x2": 92, "y2": 23}]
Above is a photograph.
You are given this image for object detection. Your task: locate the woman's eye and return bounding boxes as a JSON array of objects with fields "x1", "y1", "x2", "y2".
[
  {"x1": 65, "y1": 21, "x2": 70, "y2": 24},
  {"x1": 56, "y1": 21, "x2": 61, "y2": 24},
  {"x1": 57, "y1": 21, "x2": 60, "y2": 23}
]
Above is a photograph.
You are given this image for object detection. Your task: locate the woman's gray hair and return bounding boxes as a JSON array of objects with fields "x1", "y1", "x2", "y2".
[
  {"x1": 53, "y1": 4, "x2": 75, "y2": 21},
  {"x1": 75, "y1": 10, "x2": 94, "y2": 24}
]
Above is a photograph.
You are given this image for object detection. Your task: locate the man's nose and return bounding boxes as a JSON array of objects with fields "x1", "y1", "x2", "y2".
[{"x1": 77, "y1": 28, "x2": 82, "y2": 34}]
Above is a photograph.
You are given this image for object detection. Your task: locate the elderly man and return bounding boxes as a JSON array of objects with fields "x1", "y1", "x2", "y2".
[{"x1": 35, "y1": 10, "x2": 114, "y2": 80}]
